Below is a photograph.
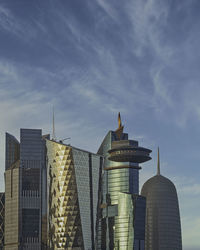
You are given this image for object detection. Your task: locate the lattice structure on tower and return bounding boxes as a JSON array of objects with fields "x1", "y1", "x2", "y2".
[{"x1": 47, "y1": 142, "x2": 84, "y2": 249}]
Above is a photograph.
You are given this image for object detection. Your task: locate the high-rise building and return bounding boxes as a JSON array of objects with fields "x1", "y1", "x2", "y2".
[
  {"x1": 5, "y1": 133, "x2": 20, "y2": 170},
  {"x1": 46, "y1": 139, "x2": 103, "y2": 250},
  {"x1": 4, "y1": 129, "x2": 48, "y2": 250},
  {"x1": 0, "y1": 192, "x2": 5, "y2": 250},
  {"x1": 4, "y1": 161, "x2": 20, "y2": 250},
  {"x1": 96, "y1": 114, "x2": 152, "y2": 250},
  {"x1": 141, "y1": 148, "x2": 182, "y2": 250}
]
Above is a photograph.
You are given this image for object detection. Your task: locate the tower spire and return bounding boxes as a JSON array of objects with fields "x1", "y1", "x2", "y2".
[
  {"x1": 118, "y1": 112, "x2": 122, "y2": 129},
  {"x1": 157, "y1": 147, "x2": 160, "y2": 175},
  {"x1": 52, "y1": 107, "x2": 56, "y2": 141},
  {"x1": 115, "y1": 112, "x2": 124, "y2": 140}
]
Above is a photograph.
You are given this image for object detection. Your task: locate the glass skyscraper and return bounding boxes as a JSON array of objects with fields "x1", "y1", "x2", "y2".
[
  {"x1": 4, "y1": 129, "x2": 48, "y2": 250},
  {"x1": 46, "y1": 139, "x2": 103, "y2": 250},
  {"x1": 96, "y1": 114, "x2": 151, "y2": 250}
]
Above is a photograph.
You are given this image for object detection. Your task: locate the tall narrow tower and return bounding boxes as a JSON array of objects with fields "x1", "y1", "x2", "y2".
[
  {"x1": 141, "y1": 149, "x2": 182, "y2": 250},
  {"x1": 96, "y1": 114, "x2": 152, "y2": 250}
]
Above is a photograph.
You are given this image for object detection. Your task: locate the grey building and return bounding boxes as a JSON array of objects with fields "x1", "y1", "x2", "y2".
[
  {"x1": 4, "y1": 129, "x2": 48, "y2": 250},
  {"x1": 5, "y1": 133, "x2": 20, "y2": 170},
  {"x1": 96, "y1": 114, "x2": 151, "y2": 250},
  {"x1": 141, "y1": 148, "x2": 182, "y2": 250},
  {"x1": 46, "y1": 139, "x2": 103, "y2": 250}
]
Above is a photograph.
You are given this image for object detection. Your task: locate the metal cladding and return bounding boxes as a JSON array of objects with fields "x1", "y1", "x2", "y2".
[
  {"x1": 108, "y1": 145, "x2": 152, "y2": 163},
  {"x1": 46, "y1": 139, "x2": 102, "y2": 250},
  {"x1": 47, "y1": 141, "x2": 84, "y2": 249},
  {"x1": 141, "y1": 149, "x2": 182, "y2": 250}
]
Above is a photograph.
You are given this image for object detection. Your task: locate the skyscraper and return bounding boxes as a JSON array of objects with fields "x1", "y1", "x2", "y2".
[
  {"x1": 4, "y1": 129, "x2": 48, "y2": 250},
  {"x1": 96, "y1": 114, "x2": 152, "y2": 250},
  {"x1": 5, "y1": 133, "x2": 20, "y2": 170},
  {"x1": 46, "y1": 139, "x2": 103, "y2": 250},
  {"x1": 4, "y1": 161, "x2": 20, "y2": 250},
  {"x1": 141, "y1": 148, "x2": 182, "y2": 250}
]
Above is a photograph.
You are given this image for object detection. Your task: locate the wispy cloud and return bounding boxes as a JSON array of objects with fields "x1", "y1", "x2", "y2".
[{"x1": 1, "y1": 1, "x2": 200, "y2": 248}]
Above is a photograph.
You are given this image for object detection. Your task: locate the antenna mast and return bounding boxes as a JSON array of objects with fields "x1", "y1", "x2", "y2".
[{"x1": 157, "y1": 147, "x2": 160, "y2": 175}]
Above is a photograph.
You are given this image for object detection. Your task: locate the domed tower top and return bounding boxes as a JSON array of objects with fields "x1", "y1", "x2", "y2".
[{"x1": 141, "y1": 148, "x2": 182, "y2": 250}]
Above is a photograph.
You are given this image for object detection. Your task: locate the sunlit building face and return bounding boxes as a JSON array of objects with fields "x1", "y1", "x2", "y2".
[{"x1": 46, "y1": 139, "x2": 103, "y2": 250}]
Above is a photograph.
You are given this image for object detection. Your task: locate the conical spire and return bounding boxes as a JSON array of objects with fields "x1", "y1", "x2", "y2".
[
  {"x1": 115, "y1": 112, "x2": 124, "y2": 140},
  {"x1": 118, "y1": 112, "x2": 122, "y2": 129},
  {"x1": 157, "y1": 147, "x2": 160, "y2": 175}
]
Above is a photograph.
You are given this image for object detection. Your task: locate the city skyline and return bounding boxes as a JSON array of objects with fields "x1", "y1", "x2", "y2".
[{"x1": 0, "y1": 0, "x2": 200, "y2": 249}]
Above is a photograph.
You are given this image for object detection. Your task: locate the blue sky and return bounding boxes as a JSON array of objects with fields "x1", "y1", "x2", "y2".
[{"x1": 0, "y1": 0, "x2": 200, "y2": 249}]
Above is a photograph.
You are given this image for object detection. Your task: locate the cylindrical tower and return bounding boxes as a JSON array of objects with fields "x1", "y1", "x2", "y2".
[
  {"x1": 107, "y1": 138, "x2": 151, "y2": 250},
  {"x1": 141, "y1": 148, "x2": 182, "y2": 250},
  {"x1": 96, "y1": 113, "x2": 152, "y2": 250}
]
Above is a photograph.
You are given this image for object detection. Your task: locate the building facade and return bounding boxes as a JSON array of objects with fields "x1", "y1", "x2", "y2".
[
  {"x1": 0, "y1": 192, "x2": 5, "y2": 250},
  {"x1": 46, "y1": 139, "x2": 103, "y2": 250},
  {"x1": 141, "y1": 149, "x2": 182, "y2": 250},
  {"x1": 5, "y1": 133, "x2": 20, "y2": 170},
  {"x1": 4, "y1": 161, "x2": 20, "y2": 250},
  {"x1": 96, "y1": 114, "x2": 151, "y2": 250},
  {"x1": 4, "y1": 129, "x2": 48, "y2": 250}
]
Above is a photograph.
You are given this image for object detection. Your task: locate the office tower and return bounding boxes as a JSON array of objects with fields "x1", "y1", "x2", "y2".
[
  {"x1": 96, "y1": 114, "x2": 151, "y2": 250},
  {"x1": 4, "y1": 133, "x2": 20, "y2": 250},
  {"x1": 4, "y1": 129, "x2": 47, "y2": 250},
  {"x1": 5, "y1": 133, "x2": 20, "y2": 170},
  {"x1": 0, "y1": 193, "x2": 5, "y2": 250},
  {"x1": 4, "y1": 161, "x2": 20, "y2": 249},
  {"x1": 46, "y1": 139, "x2": 103, "y2": 250},
  {"x1": 141, "y1": 149, "x2": 182, "y2": 250}
]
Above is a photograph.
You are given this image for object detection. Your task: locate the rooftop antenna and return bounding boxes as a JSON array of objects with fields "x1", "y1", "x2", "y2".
[
  {"x1": 52, "y1": 106, "x2": 56, "y2": 141},
  {"x1": 59, "y1": 137, "x2": 71, "y2": 144},
  {"x1": 157, "y1": 147, "x2": 160, "y2": 175}
]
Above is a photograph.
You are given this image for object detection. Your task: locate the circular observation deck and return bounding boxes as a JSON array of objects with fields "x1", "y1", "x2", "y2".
[{"x1": 108, "y1": 146, "x2": 152, "y2": 163}]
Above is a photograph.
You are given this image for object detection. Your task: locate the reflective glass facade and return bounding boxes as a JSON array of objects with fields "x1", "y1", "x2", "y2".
[
  {"x1": 4, "y1": 129, "x2": 47, "y2": 250},
  {"x1": 96, "y1": 128, "x2": 150, "y2": 250},
  {"x1": 19, "y1": 129, "x2": 45, "y2": 248},
  {"x1": 46, "y1": 140, "x2": 102, "y2": 250},
  {"x1": 115, "y1": 193, "x2": 145, "y2": 250}
]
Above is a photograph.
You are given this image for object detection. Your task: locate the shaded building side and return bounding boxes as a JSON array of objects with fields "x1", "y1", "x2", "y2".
[
  {"x1": 141, "y1": 149, "x2": 182, "y2": 250},
  {"x1": 0, "y1": 192, "x2": 5, "y2": 250},
  {"x1": 5, "y1": 133, "x2": 20, "y2": 170}
]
